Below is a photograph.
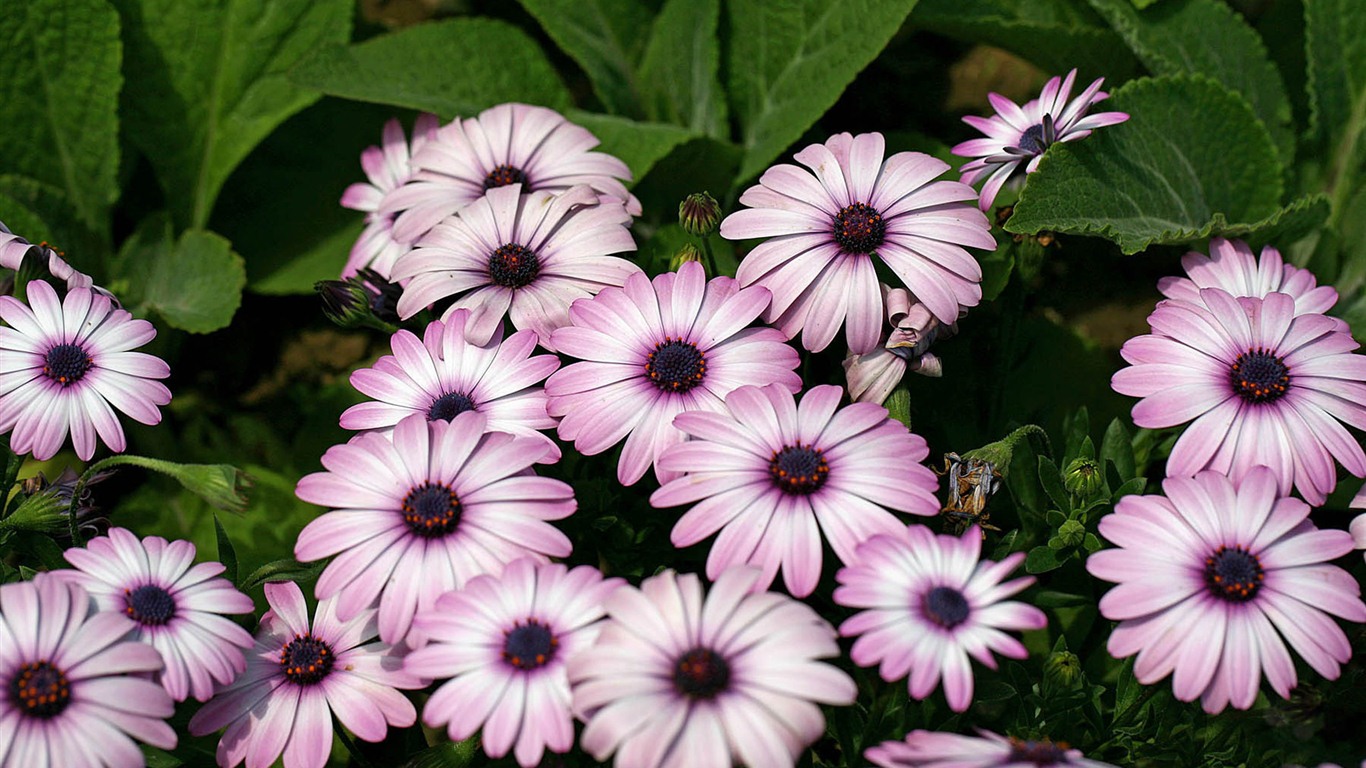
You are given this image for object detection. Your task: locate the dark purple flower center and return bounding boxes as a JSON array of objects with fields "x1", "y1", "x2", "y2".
[
  {"x1": 124, "y1": 584, "x2": 176, "y2": 626},
  {"x1": 9, "y1": 661, "x2": 70, "y2": 718},
  {"x1": 832, "y1": 202, "x2": 885, "y2": 254},
  {"x1": 673, "y1": 647, "x2": 730, "y2": 699},
  {"x1": 488, "y1": 243, "x2": 540, "y2": 289},
  {"x1": 1230, "y1": 348, "x2": 1290, "y2": 404},
  {"x1": 279, "y1": 634, "x2": 334, "y2": 685},
  {"x1": 769, "y1": 444, "x2": 829, "y2": 495},
  {"x1": 922, "y1": 586, "x2": 971, "y2": 629},
  {"x1": 1204, "y1": 545, "x2": 1263, "y2": 602},
  {"x1": 1018, "y1": 114, "x2": 1057, "y2": 157},
  {"x1": 483, "y1": 164, "x2": 529, "y2": 190},
  {"x1": 502, "y1": 619, "x2": 558, "y2": 671},
  {"x1": 645, "y1": 338, "x2": 706, "y2": 393},
  {"x1": 401, "y1": 481, "x2": 461, "y2": 538},
  {"x1": 1007, "y1": 737, "x2": 1070, "y2": 766},
  {"x1": 43, "y1": 343, "x2": 92, "y2": 387},
  {"x1": 427, "y1": 391, "x2": 477, "y2": 422}
]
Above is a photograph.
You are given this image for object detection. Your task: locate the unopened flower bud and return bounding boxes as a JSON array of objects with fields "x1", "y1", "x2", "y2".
[
  {"x1": 1044, "y1": 649, "x2": 1082, "y2": 691},
  {"x1": 670, "y1": 243, "x2": 704, "y2": 272},
  {"x1": 316, "y1": 268, "x2": 401, "y2": 331},
  {"x1": 1057, "y1": 519, "x2": 1085, "y2": 548},
  {"x1": 1063, "y1": 457, "x2": 1103, "y2": 497},
  {"x1": 679, "y1": 192, "x2": 721, "y2": 237}
]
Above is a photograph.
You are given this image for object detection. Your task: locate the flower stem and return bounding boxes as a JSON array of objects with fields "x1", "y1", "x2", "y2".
[{"x1": 334, "y1": 722, "x2": 375, "y2": 768}]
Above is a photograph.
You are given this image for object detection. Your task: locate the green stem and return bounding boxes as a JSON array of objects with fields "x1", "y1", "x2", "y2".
[
  {"x1": 699, "y1": 236, "x2": 720, "y2": 276},
  {"x1": 1, "y1": 436, "x2": 22, "y2": 517},
  {"x1": 334, "y1": 723, "x2": 375, "y2": 768}
]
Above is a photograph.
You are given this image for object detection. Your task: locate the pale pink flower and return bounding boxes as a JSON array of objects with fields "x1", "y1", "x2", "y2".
[
  {"x1": 867, "y1": 729, "x2": 1118, "y2": 768},
  {"x1": 340, "y1": 114, "x2": 440, "y2": 279}
]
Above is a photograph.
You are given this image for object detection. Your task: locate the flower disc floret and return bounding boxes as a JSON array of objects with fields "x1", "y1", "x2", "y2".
[
  {"x1": 568, "y1": 568, "x2": 856, "y2": 768},
  {"x1": 295, "y1": 411, "x2": 575, "y2": 644},
  {"x1": 651, "y1": 383, "x2": 940, "y2": 596},
  {"x1": 125, "y1": 584, "x2": 176, "y2": 625},
  {"x1": 1086, "y1": 468, "x2": 1366, "y2": 713},
  {"x1": 0, "y1": 280, "x2": 171, "y2": 461},
  {"x1": 722, "y1": 132, "x2": 994, "y2": 354}
]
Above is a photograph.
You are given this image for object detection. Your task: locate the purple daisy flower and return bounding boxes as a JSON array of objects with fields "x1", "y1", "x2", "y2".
[
  {"x1": 188, "y1": 581, "x2": 423, "y2": 768},
  {"x1": 843, "y1": 284, "x2": 960, "y2": 404},
  {"x1": 721, "y1": 131, "x2": 995, "y2": 353},
  {"x1": 1354, "y1": 512, "x2": 1366, "y2": 563},
  {"x1": 0, "y1": 228, "x2": 99, "y2": 295},
  {"x1": 1112, "y1": 287, "x2": 1366, "y2": 505},
  {"x1": 866, "y1": 729, "x2": 1117, "y2": 768},
  {"x1": 1158, "y1": 237, "x2": 1341, "y2": 320},
  {"x1": 0, "y1": 280, "x2": 171, "y2": 461},
  {"x1": 546, "y1": 260, "x2": 802, "y2": 486},
  {"x1": 568, "y1": 567, "x2": 856, "y2": 768},
  {"x1": 835, "y1": 525, "x2": 1045, "y2": 711},
  {"x1": 58, "y1": 527, "x2": 255, "y2": 703},
  {"x1": 406, "y1": 559, "x2": 624, "y2": 767},
  {"x1": 650, "y1": 383, "x2": 941, "y2": 596},
  {"x1": 391, "y1": 183, "x2": 640, "y2": 350},
  {"x1": 340, "y1": 114, "x2": 440, "y2": 280},
  {"x1": 294, "y1": 411, "x2": 574, "y2": 645},
  {"x1": 0, "y1": 576, "x2": 176, "y2": 767},
  {"x1": 951, "y1": 69, "x2": 1129, "y2": 210},
  {"x1": 340, "y1": 310, "x2": 560, "y2": 457},
  {"x1": 383, "y1": 102, "x2": 639, "y2": 243},
  {"x1": 1087, "y1": 468, "x2": 1366, "y2": 713}
]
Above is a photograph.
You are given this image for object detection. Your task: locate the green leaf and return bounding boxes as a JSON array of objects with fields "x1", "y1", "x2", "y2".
[
  {"x1": 403, "y1": 738, "x2": 480, "y2": 768},
  {"x1": 567, "y1": 111, "x2": 698, "y2": 183},
  {"x1": 289, "y1": 18, "x2": 570, "y2": 120},
  {"x1": 0, "y1": 176, "x2": 107, "y2": 271},
  {"x1": 1305, "y1": 0, "x2": 1366, "y2": 225},
  {"x1": 241, "y1": 558, "x2": 324, "y2": 591},
  {"x1": 1111, "y1": 475, "x2": 1147, "y2": 500},
  {"x1": 91, "y1": 455, "x2": 251, "y2": 512},
  {"x1": 1100, "y1": 418, "x2": 1136, "y2": 480},
  {"x1": 1038, "y1": 455, "x2": 1071, "y2": 512},
  {"x1": 0, "y1": 193, "x2": 53, "y2": 250},
  {"x1": 113, "y1": 215, "x2": 247, "y2": 333},
  {"x1": 979, "y1": 240, "x2": 1015, "y2": 301},
  {"x1": 1025, "y1": 545, "x2": 1063, "y2": 573},
  {"x1": 727, "y1": 0, "x2": 918, "y2": 183},
  {"x1": 213, "y1": 514, "x2": 239, "y2": 585},
  {"x1": 909, "y1": 0, "x2": 1138, "y2": 81},
  {"x1": 1085, "y1": 0, "x2": 1294, "y2": 164},
  {"x1": 1217, "y1": 193, "x2": 1331, "y2": 250},
  {"x1": 114, "y1": 0, "x2": 352, "y2": 229},
  {"x1": 638, "y1": 0, "x2": 727, "y2": 136},
  {"x1": 514, "y1": 0, "x2": 652, "y2": 116},
  {"x1": 1006, "y1": 76, "x2": 1284, "y2": 254},
  {"x1": 0, "y1": 0, "x2": 121, "y2": 234}
]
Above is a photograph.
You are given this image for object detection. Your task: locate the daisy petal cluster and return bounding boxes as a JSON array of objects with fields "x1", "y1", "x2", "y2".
[
  {"x1": 392, "y1": 183, "x2": 640, "y2": 347},
  {"x1": 0, "y1": 279, "x2": 171, "y2": 460},
  {"x1": 568, "y1": 567, "x2": 856, "y2": 768},
  {"x1": 340, "y1": 309, "x2": 560, "y2": 456},
  {"x1": 1112, "y1": 287, "x2": 1366, "y2": 505},
  {"x1": 547, "y1": 260, "x2": 801, "y2": 485},
  {"x1": 295, "y1": 411, "x2": 574, "y2": 644},
  {"x1": 844, "y1": 284, "x2": 959, "y2": 403},
  {"x1": 340, "y1": 114, "x2": 440, "y2": 279},
  {"x1": 1087, "y1": 468, "x2": 1366, "y2": 713},
  {"x1": 867, "y1": 729, "x2": 1117, "y2": 768},
  {"x1": 188, "y1": 581, "x2": 424, "y2": 768},
  {"x1": 384, "y1": 102, "x2": 639, "y2": 243},
  {"x1": 952, "y1": 69, "x2": 1129, "y2": 210},
  {"x1": 651, "y1": 383, "x2": 940, "y2": 596},
  {"x1": 722, "y1": 131, "x2": 994, "y2": 353},
  {"x1": 836, "y1": 525, "x2": 1045, "y2": 711},
  {"x1": 1157, "y1": 237, "x2": 1340, "y2": 318},
  {"x1": 0, "y1": 576, "x2": 176, "y2": 768},
  {"x1": 406, "y1": 559, "x2": 624, "y2": 767},
  {"x1": 59, "y1": 527, "x2": 255, "y2": 702},
  {"x1": 0, "y1": 227, "x2": 99, "y2": 294}
]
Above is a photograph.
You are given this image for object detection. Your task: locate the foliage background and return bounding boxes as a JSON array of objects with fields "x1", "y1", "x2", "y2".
[{"x1": 2, "y1": 0, "x2": 1365, "y2": 765}]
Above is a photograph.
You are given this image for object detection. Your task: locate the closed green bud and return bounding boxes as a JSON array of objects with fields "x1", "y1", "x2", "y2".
[
  {"x1": 316, "y1": 268, "x2": 401, "y2": 333},
  {"x1": 1044, "y1": 649, "x2": 1082, "y2": 691},
  {"x1": 1057, "y1": 519, "x2": 1085, "y2": 548},
  {"x1": 1063, "y1": 457, "x2": 1103, "y2": 497},
  {"x1": 679, "y1": 192, "x2": 721, "y2": 237},
  {"x1": 670, "y1": 243, "x2": 704, "y2": 272}
]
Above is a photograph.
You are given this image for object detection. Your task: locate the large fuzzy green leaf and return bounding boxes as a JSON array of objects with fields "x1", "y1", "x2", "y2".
[
  {"x1": 638, "y1": 0, "x2": 727, "y2": 136},
  {"x1": 513, "y1": 0, "x2": 653, "y2": 116}
]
